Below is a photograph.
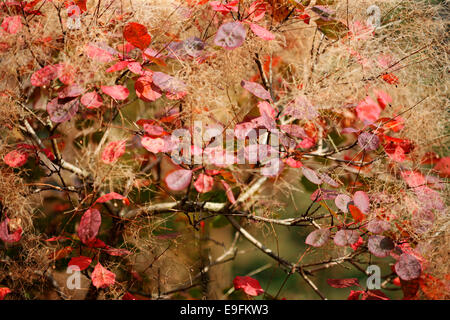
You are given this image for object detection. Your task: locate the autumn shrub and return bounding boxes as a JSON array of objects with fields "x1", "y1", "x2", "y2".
[{"x1": 0, "y1": 0, "x2": 448, "y2": 300}]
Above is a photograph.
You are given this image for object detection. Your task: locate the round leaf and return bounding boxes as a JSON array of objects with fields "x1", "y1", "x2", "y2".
[
  {"x1": 305, "y1": 228, "x2": 330, "y2": 247},
  {"x1": 368, "y1": 235, "x2": 393, "y2": 257},
  {"x1": 334, "y1": 229, "x2": 360, "y2": 247},
  {"x1": 214, "y1": 22, "x2": 247, "y2": 50},
  {"x1": 395, "y1": 253, "x2": 422, "y2": 281},
  {"x1": 165, "y1": 169, "x2": 193, "y2": 191}
]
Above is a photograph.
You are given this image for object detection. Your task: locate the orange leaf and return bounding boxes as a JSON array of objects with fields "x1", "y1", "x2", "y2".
[
  {"x1": 348, "y1": 204, "x2": 365, "y2": 223},
  {"x1": 123, "y1": 22, "x2": 151, "y2": 50}
]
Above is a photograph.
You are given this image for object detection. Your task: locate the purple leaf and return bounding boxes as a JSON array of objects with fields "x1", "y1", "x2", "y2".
[
  {"x1": 334, "y1": 229, "x2": 360, "y2": 247},
  {"x1": 214, "y1": 22, "x2": 247, "y2": 50},
  {"x1": 283, "y1": 95, "x2": 318, "y2": 120},
  {"x1": 368, "y1": 235, "x2": 394, "y2": 257},
  {"x1": 241, "y1": 80, "x2": 271, "y2": 100},
  {"x1": 152, "y1": 72, "x2": 187, "y2": 96},
  {"x1": 413, "y1": 186, "x2": 445, "y2": 211},
  {"x1": 395, "y1": 253, "x2": 422, "y2": 281},
  {"x1": 310, "y1": 189, "x2": 338, "y2": 202},
  {"x1": 58, "y1": 84, "x2": 84, "y2": 99},
  {"x1": 367, "y1": 219, "x2": 390, "y2": 234},
  {"x1": 0, "y1": 218, "x2": 22, "y2": 243},
  {"x1": 77, "y1": 208, "x2": 101, "y2": 245},
  {"x1": 165, "y1": 169, "x2": 192, "y2": 191},
  {"x1": 47, "y1": 98, "x2": 79, "y2": 123},
  {"x1": 318, "y1": 172, "x2": 339, "y2": 187},
  {"x1": 353, "y1": 191, "x2": 370, "y2": 213},
  {"x1": 327, "y1": 278, "x2": 359, "y2": 288},
  {"x1": 302, "y1": 167, "x2": 323, "y2": 185},
  {"x1": 335, "y1": 194, "x2": 352, "y2": 213},
  {"x1": 358, "y1": 132, "x2": 380, "y2": 151},
  {"x1": 280, "y1": 124, "x2": 307, "y2": 138},
  {"x1": 168, "y1": 37, "x2": 205, "y2": 58},
  {"x1": 305, "y1": 228, "x2": 330, "y2": 247}
]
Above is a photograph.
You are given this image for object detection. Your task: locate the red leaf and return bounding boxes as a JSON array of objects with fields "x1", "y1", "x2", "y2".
[
  {"x1": 348, "y1": 204, "x2": 365, "y2": 223},
  {"x1": 123, "y1": 22, "x2": 152, "y2": 50},
  {"x1": 49, "y1": 246, "x2": 73, "y2": 260},
  {"x1": 233, "y1": 276, "x2": 264, "y2": 296},
  {"x1": 247, "y1": 1, "x2": 267, "y2": 21},
  {"x1": 350, "y1": 236, "x2": 364, "y2": 251},
  {"x1": 3, "y1": 150, "x2": 29, "y2": 168},
  {"x1": 2, "y1": 16, "x2": 22, "y2": 34},
  {"x1": 30, "y1": 64, "x2": 63, "y2": 87},
  {"x1": 85, "y1": 238, "x2": 106, "y2": 248},
  {"x1": 194, "y1": 174, "x2": 214, "y2": 193},
  {"x1": 165, "y1": 169, "x2": 192, "y2": 191},
  {"x1": 297, "y1": 13, "x2": 310, "y2": 24},
  {"x1": 401, "y1": 278, "x2": 420, "y2": 300},
  {"x1": 249, "y1": 23, "x2": 275, "y2": 41},
  {"x1": 72, "y1": 0, "x2": 88, "y2": 12},
  {"x1": 91, "y1": 263, "x2": 116, "y2": 289},
  {"x1": 210, "y1": 0, "x2": 239, "y2": 13},
  {"x1": 95, "y1": 192, "x2": 127, "y2": 204},
  {"x1": 45, "y1": 236, "x2": 70, "y2": 242},
  {"x1": 327, "y1": 278, "x2": 359, "y2": 288},
  {"x1": 101, "y1": 85, "x2": 129, "y2": 100},
  {"x1": 382, "y1": 73, "x2": 399, "y2": 85},
  {"x1": 77, "y1": 208, "x2": 101, "y2": 245},
  {"x1": 374, "y1": 89, "x2": 392, "y2": 110},
  {"x1": 348, "y1": 290, "x2": 364, "y2": 300},
  {"x1": 135, "y1": 76, "x2": 162, "y2": 102},
  {"x1": 0, "y1": 219, "x2": 22, "y2": 243},
  {"x1": 141, "y1": 136, "x2": 165, "y2": 154},
  {"x1": 106, "y1": 60, "x2": 129, "y2": 73},
  {"x1": 241, "y1": 80, "x2": 271, "y2": 100},
  {"x1": 419, "y1": 273, "x2": 446, "y2": 300},
  {"x1": 285, "y1": 157, "x2": 303, "y2": 168},
  {"x1": 143, "y1": 124, "x2": 165, "y2": 137},
  {"x1": 0, "y1": 287, "x2": 11, "y2": 300},
  {"x1": 122, "y1": 292, "x2": 138, "y2": 300},
  {"x1": 434, "y1": 157, "x2": 450, "y2": 178},
  {"x1": 81, "y1": 91, "x2": 103, "y2": 109},
  {"x1": 85, "y1": 42, "x2": 116, "y2": 63},
  {"x1": 68, "y1": 256, "x2": 92, "y2": 271},
  {"x1": 356, "y1": 96, "x2": 381, "y2": 124},
  {"x1": 101, "y1": 140, "x2": 126, "y2": 164},
  {"x1": 127, "y1": 62, "x2": 145, "y2": 75},
  {"x1": 305, "y1": 228, "x2": 330, "y2": 247},
  {"x1": 362, "y1": 290, "x2": 390, "y2": 300},
  {"x1": 388, "y1": 145, "x2": 406, "y2": 162},
  {"x1": 58, "y1": 84, "x2": 83, "y2": 99},
  {"x1": 257, "y1": 101, "x2": 276, "y2": 118},
  {"x1": 103, "y1": 246, "x2": 132, "y2": 257}
]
